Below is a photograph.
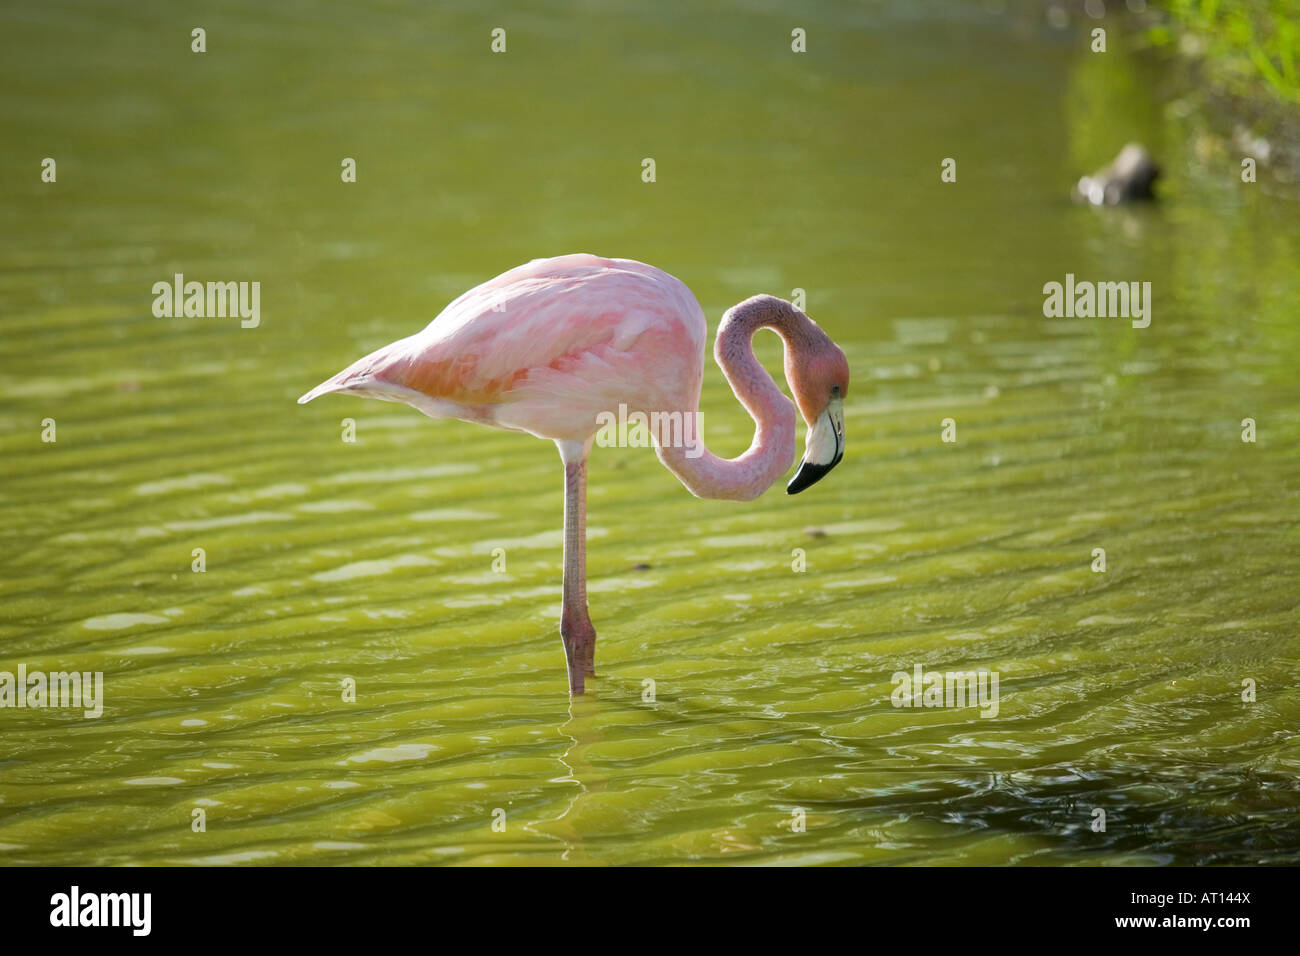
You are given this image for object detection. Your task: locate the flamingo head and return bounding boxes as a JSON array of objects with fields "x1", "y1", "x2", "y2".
[{"x1": 786, "y1": 331, "x2": 849, "y2": 494}]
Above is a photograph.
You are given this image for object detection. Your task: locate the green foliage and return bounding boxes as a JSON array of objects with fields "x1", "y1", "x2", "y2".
[{"x1": 1153, "y1": 0, "x2": 1300, "y2": 102}]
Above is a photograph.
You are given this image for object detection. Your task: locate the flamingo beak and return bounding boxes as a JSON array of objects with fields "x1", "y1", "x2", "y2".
[{"x1": 787, "y1": 397, "x2": 844, "y2": 494}]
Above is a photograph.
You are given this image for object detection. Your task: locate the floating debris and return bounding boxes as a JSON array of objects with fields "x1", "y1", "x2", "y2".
[{"x1": 1075, "y1": 143, "x2": 1160, "y2": 205}]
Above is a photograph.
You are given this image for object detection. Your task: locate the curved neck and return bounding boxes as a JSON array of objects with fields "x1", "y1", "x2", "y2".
[{"x1": 656, "y1": 295, "x2": 802, "y2": 501}]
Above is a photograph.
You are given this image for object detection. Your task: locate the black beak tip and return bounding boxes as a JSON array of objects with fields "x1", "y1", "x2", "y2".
[{"x1": 786, "y1": 454, "x2": 841, "y2": 495}]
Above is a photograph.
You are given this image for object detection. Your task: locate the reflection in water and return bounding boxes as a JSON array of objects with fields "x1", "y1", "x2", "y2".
[{"x1": 543, "y1": 695, "x2": 607, "y2": 864}]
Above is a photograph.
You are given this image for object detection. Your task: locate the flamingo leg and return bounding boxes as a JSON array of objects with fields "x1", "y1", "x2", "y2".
[{"x1": 559, "y1": 441, "x2": 597, "y2": 694}]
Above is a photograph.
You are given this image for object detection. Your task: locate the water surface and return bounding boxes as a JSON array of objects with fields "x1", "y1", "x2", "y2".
[{"x1": 1, "y1": 0, "x2": 1298, "y2": 865}]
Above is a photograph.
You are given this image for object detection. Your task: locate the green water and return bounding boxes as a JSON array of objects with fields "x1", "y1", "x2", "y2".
[{"x1": 2, "y1": 0, "x2": 1298, "y2": 866}]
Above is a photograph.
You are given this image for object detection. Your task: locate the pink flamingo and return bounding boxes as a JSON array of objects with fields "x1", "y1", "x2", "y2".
[{"x1": 299, "y1": 254, "x2": 849, "y2": 694}]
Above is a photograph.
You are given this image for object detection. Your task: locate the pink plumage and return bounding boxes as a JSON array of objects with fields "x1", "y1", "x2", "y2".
[
  {"x1": 300, "y1": 254, "x2": 849, "y2": 694},
  {"x1": 299, "y1": 254, "x2": 705, "y2": 443}
]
